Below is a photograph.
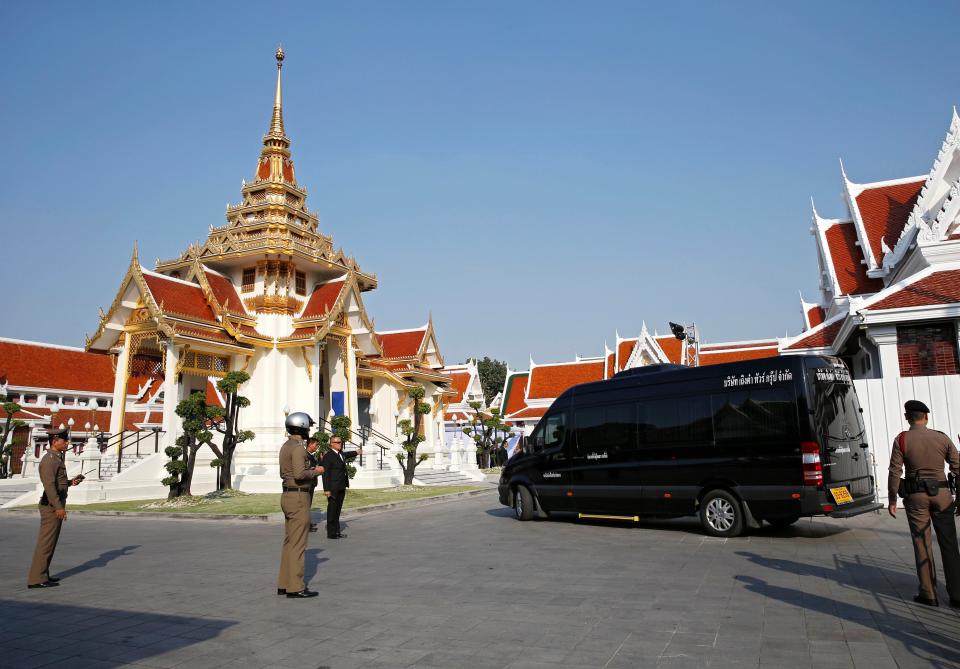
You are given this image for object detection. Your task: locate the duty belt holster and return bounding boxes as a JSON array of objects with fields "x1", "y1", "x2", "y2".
[{"x1": 900, "y1": 473, "x2": 942, "y2": 497}]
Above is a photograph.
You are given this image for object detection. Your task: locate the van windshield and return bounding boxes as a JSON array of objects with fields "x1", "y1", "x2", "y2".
[{"x1": 807, "y1": 365, "x2": 864, "y2": 442}]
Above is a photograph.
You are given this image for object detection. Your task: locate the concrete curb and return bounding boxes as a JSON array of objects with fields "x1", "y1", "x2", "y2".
[{"x1": 0, "y1": 487, "x2": 497, "y2": 523}]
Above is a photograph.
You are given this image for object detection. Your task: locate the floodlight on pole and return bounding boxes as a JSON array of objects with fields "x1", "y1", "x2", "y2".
[{"x1": 667, "y1": 321, "x2": 700, "y2": 367}]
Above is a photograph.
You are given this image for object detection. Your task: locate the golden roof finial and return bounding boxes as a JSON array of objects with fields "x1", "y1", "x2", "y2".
[{"x1": 269, "y1": 46, "x2": 286, "y2": 138}]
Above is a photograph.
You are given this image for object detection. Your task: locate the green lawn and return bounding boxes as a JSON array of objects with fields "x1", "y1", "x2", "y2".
[{"x1": 71, "y1": 486, "x2": 484, "y2": 515}]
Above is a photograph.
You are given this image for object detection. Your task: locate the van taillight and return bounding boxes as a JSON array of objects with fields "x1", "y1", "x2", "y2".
[{"x1": 801, "y1": 441, "x2": 823, "y2": 487}]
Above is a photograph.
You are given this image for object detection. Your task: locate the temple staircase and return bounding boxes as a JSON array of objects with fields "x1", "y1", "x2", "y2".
[
  {"x1": 412, "y1": 468, "x2": 485, "y2": 487},
  {"x1": 97, "y1": 453, "x2": 153, "y2": 480}
]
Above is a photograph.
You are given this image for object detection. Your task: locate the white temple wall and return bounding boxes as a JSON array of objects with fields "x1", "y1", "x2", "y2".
[{"x1": 854, "y1": 374, "x2": 960, "y2": 507}]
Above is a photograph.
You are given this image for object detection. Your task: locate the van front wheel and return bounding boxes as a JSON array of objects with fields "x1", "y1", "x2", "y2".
[
  {"x1": 513, "y1": 486, "x2": 535, "y2": 521},
  {"x1": 699, "y1": 490, "x2": 744, "y2": 537}
]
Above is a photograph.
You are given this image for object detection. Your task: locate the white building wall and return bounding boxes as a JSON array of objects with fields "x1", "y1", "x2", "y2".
[{"x1": 853, "y1": 374, "x2": 960, "y2": 506}]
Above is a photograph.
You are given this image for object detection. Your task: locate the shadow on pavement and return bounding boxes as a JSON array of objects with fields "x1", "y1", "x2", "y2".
[
  {"x1": 0, "y1": 600, "x2": 235, "y2": 667},
  {"x1": 55, "y1": 545, "x2": 140, "y2": 580},
  {"x1": 736, "y1": 575, "x2": 960, "y2": 668},
  {"x1": 304, "y1": 548, "x2": 328, "y2": 584}
]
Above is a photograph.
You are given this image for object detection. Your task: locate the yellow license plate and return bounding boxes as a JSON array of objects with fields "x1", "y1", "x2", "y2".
[{"x1": 830, "y1": 486, "x2": 853, "y2": 504}]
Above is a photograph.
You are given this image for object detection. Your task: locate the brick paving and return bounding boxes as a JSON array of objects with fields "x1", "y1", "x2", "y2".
[{"x1": 1, "y1": 493, "x2": 958, "y2": 668}]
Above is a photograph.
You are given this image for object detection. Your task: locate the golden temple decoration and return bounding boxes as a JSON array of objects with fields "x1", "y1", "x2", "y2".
[
  {"x1": 180, "y1": 350, "x2": 230, "y2": 378},
  {"x1": 153, "y1": 51, "x2": 376, "y2": 290},
  {"x1": 301, "y1": 346, "x2": 313, "y2": 382},
  {"x1": 243, "y1": 294, "x2": 304, "y2": 314}
]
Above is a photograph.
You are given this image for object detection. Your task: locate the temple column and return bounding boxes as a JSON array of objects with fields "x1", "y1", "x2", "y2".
[
  {"x1": 866, "y1": 326, "x2": 900, "y2": 380},
  {"x1": 161, "y1": 342, "x2": 180, "y2": 443},
  {"x1": 108, "y1": 332, "x2": 132, "y2": 435},
  {"x1": 346, "y1": 338, "x2": 360, "y2": 427}
]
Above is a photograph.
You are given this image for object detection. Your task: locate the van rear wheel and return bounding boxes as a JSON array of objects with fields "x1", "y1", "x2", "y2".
[
  {"x1": 513, "y1": 486, "x2": 534, "y2": 521},
  {"x1": 699, "y1": 490, "x2": 744, "y2": 537}
]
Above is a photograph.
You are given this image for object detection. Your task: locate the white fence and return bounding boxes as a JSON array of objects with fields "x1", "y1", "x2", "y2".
[{"x1": 854, "y1": 375, "x2": 960, "y2": 501}]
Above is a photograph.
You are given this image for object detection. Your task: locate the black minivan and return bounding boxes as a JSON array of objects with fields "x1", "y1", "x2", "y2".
[{"x1": 498, "y1": 355, "x2": 882, "y2": 537}]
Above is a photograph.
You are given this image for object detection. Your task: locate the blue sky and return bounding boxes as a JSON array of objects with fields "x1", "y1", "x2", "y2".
[{"x1": 1, "y1": 1, "x2": 957, "y2": 370}]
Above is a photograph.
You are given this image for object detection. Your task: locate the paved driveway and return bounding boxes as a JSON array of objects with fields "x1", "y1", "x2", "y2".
[{"x1": 0, "y1": 493, "x2": 958, "y2": 668}]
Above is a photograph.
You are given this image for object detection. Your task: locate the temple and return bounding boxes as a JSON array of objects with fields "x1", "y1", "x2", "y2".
[
  {"x1": 0, "y1": 50, "x2": 486, "y2": 499},
  {"x1": 499, "y1": 325, "x2": 780, "y2": 433}
]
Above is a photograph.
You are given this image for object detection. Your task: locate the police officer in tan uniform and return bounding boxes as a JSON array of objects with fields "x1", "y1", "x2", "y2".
[
  {"x1": 887, "y1": 400, "x2": 960, "y2": 608},
  {"x1": 277, "y1": 412, "x2": 324, "y2": 599},
  {"x1": 27, "y1": 427, "x2": 84, "y2": 588}
]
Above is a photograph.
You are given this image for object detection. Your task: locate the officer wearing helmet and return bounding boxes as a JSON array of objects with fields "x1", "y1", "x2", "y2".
[
  {"x1": 888, "y1": 400, "x2": 960, "y2": 608},
  {"x1": 277, "y1": 411, "x2": 324, "y2": 599}
]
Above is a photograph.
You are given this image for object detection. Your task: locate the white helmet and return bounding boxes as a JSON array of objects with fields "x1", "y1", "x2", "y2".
[{"x1": 285, "y1": 411, "x2": 315, "y2": 437}]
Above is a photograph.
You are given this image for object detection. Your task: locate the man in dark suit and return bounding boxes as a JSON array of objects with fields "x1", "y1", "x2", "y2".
[{"x1": 320, "y1": 435, "x2": 361, "y2": 539}]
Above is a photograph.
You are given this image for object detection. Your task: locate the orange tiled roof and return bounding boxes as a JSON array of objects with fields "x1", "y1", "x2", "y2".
[
  {"x1": 143, "y1": 273, "x2": 218, "y2": 322},
  {"x1": 869, "y1": 269, "x2": 960, "y2": 310},
  {"x1": 203, "y1": 269, "x2": 248, "y2": 316},
  {"x1": 806, "y1": 305, "x2": 826, "y2": 329},
  {"x1": 0, "y1": 341, "x2": 116, "y2": 393},
  {"x1": 440, "y1": 370, "x2": 471, "y2": 404},
  {"x1": 206, "y1": 380, "x2": 223, "y2": 408},
  {"x1": 501, "y1": 373, "x2": 529, "y2": 416},
  {"x1": 617, "y1": 339, "x2": 637, "y2": 371},
  {"x1": 855, "y1": 179, "x2": 924, "y2": 267},
  {"x1": 377, "y1": 329, "x2": 426, "y2": 359},
  {"x1": 171, "y1": 323, "x2": 235, "y2": 344},
  {"x1": 699, "y1": 346, "x2": 779, "y2": 366},
  {"x1": 605, "y1": 353, "x2": 615, "y2": 378},
  {"x1": 785, "y1": 320, "x2": 843, "y2": 351},
  {"x1": 654, "y1": 336, "x2": 684, "y2": 364},
  {"x1": 300, "y1": 280, "x2": 345, "y2": 319},
  {"x1": 505, "y1": 406, "x2": 548, "y2": 421},
  {"x1": 824, "y1": 223, "x2": 883, "y2": 296},
  {"x1": 527, "y1": 361, "x2": 604, "y2": 400},
  {"x1": 700, "y1": 341, "x2": 778, "y2": 352}
]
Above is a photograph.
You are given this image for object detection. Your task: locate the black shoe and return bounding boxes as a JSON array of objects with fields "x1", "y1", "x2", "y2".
[
  {"x1": 27, "y1": 581, "x2": 59, "y2": 589},
  {"x1": 336, "y1": 533, "x2": 347, "y2": 538},
  {"x1": 46, "y1": 577, "x2": 61, "y2": 583},
  {"x1": 913, "y1": 594, "x2": 939, "y2": 607},
  {"x1": 327, "y1": 534, "x2": 339, "y2": 539},
  {"x1": 309, "y1": 524, "x2": 318, "y2": 533},
  {"x1": 286, "y1": 589, "x2": 318, "y2": 599},
  {"x1": 277, "y1": 589, "x2": 286, "y2": 595}
]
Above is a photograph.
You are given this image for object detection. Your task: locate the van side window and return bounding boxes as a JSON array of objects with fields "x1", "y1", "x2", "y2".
[
  {"x1": 542, "y1": 413, "x2": 566, "y2": 449},
  {"x1": 575, "y1": 403, "x2": 637, "y2": 455},
  {"x1": 712, "y1": 386, "x2": 798, "y2": 442},
  {"x1": 640, "y1": 396, "x2": 712, "y2": 446}
]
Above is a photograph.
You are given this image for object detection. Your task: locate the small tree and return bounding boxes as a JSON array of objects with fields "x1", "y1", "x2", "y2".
[
  {"x1": 163, "y1": 391, "x2": 218, "y2": 498},
  {"x1": 0, "y1": 396, "x2": 26, "y2": 479},
  {"x1": 474, "y1": 357, "x2": 507, "y2": 406},
  {"x1": 206, "y1": 371, "x2": 255, "y2": 491},
  {"x1": 463, "y1": 402, "x2": 513, "y2": 468},
  {"x1": 396, "y1": 385, "x2": 431, "y2": 485}
]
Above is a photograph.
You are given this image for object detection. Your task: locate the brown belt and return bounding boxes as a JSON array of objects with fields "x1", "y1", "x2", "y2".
[{"x1": 282, "y1": 486, "x2": 311, "y2": 492}]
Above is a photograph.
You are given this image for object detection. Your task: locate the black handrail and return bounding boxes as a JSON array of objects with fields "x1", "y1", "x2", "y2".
[
  {"x1": 96, "y1": 428, "x2": 165, "y2": 474},
  {"x1": 315, "y1": 417, "x2": 394, "y2": 470}
]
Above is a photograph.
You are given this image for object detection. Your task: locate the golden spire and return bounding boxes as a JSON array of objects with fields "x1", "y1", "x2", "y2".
[{"x1": 268, "y1": 46, "x2": 286, "y2": 139}]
